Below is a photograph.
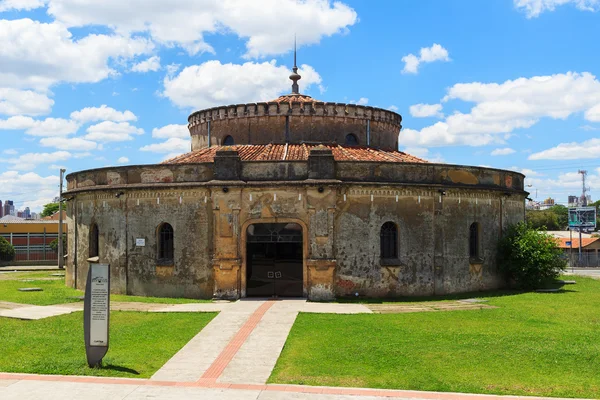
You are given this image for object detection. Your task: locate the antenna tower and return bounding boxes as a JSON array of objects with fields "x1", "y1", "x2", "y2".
[{"x1": 579, "y1": 169, "x2": 589, "y2": 206}]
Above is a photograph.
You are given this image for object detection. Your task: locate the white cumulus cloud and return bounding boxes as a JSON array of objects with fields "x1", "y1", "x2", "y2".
[
  {"x1": 84, "y1": 121, "x2": 144, "y2": 142},
  {"x1": 409, "y1": 103, "x2": 443, "y2": 118},
  {"x1": 0, "y1": 170, "x2": 60, "y2": 212},
  {"x1": 152, "y1": 124, "x2": 189, "y2": 139},
  {"x1": 39, "y1": 137, "x2": 98, "y2": 151},
  {"x1": 131, "y1": 56, "x2": 161, "y2": 73},
  {"x1": 140, "y1": 137, "x2": 191, "y2": 153},
  {"x1": 529, "y1": 138, "x2": 600, "y2": 160},
  {"x1": 401, "y1": 43, "x2": 450, "y2": 74},
  {"x1": 0, "y1": 89, "x2": 54, "y2": 116},
  {"x1": 44, "y1": 0, "x2": 357, "y2": 58},
  {"x1": 70, "y1": 105, "x2": 137, "y2": 123},
  {"x1": 0, "y1": 116, "x2": 78, "y2": 136},
  {"x1": 117, "y1": 156, "x2": 129, "y2": 163},
  {"x1": 491, "y1": 147, "x2": 516, "y2": 156},
  {"x1": 1, "y1": 151, "x2": 71, "y2": 171},
  {"x1": 163, "y1": 60, "x2": 322, "y2": 109},
  {"x1": 401, "y1": 72, "x2": 600, "y2": 148},
  {"x1": 515, "y1": 0, "x2": 600, "y2": 18},
  {"x1": 0, "y1": 18, "x2": 153, "y2": 91}
]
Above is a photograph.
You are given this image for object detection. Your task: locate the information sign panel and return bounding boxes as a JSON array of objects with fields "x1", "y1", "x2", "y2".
[
  {"x1": 84, "y1": 263, "x2": 110, "y2": 367},
  {"x1": 568, "y1": 207, "x2": 597, "y2": 228}
]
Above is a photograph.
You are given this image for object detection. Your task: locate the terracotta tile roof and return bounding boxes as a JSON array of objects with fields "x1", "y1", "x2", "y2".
[
  {"x1": 556, "y1": 237, "x2": 599, "y2": 249},
  {"x1": 268, "y1": 94, "x2": 322, "y2": 104},
  {"x1": 162, "y1": 144, "x2": 428, "y2": 164}
]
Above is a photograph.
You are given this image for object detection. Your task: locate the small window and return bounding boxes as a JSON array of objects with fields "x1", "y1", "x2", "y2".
[
  {"x1": 380, "y1": 222, "x2": 398, "y2": 259},
  {"x1": 223, "y1": 135, "x2": 234, "y2": 145},
  {"x1": 345, "y1": 133, "x2": 358, "y2": 145},
  {"x1": 89, "y1": 223, "x2": 99, "y2": 258},
  {"x1": 158, "y1": 223, "x2": 174, "y2": 264},
  {"x1": 469, "y1": 222, "x2": 479, "y2": 259}
]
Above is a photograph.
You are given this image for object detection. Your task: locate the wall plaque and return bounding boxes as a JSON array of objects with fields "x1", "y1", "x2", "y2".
[
  {"x1": 135, "y1": 238, "x2": 145, "y2": 247},
  {"x1": 84, "y1": 263, "x2": 110, "y2": 367}
]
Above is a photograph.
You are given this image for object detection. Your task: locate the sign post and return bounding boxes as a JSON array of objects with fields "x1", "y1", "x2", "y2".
[
  {"x1": 84, "y1": 262, "x2": 110, "y2": 367},
  {"x1": 568, "y1": 207, "x2": 597, "y2": 265}
]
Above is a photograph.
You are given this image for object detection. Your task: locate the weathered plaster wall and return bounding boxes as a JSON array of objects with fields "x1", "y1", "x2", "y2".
[
  {"x1": 67, "y1": 189, "x2": 214, "y2": 298},
  {"x1": 188, "y1": 102, "x2": 401, "y2": 150},
  {"x1": 65, "y1": 154, "x2": 526, "y2": 300}
]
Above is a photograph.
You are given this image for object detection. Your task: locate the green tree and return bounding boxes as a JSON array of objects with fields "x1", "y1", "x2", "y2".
[
  {"x1": 498, "y1": 222, "x2": 567, "y2": 289},
  {"x1": 0, "y1": 236, "x2": 15, "y2": 262},
  {"x1": 40, "y1": 202, "x2": 60, "y2": 218},
  {"x1": 525, "y1": 210, "x2": 560, "y2": 230},
  {"x1": 548, "y1": 204, "x2": 568, "y2": 229}
]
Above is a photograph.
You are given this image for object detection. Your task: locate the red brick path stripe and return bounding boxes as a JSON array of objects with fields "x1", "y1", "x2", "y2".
[
  {"x1": 0, "y1": 372, "x2": 581, "y2": 399},
  {"x1": 199, "y1": 300, "x2": 275, "y2": 382}
]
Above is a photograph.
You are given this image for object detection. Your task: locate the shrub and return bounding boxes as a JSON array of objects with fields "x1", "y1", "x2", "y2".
[
  {"x1": 0, "y1": 236, "x2": 15, "y2": 262},
  {"x1": 498, "y1": 222, "x2": 567, "y2": 289},
  {"x1": 49, "y1": 235, "x2": 66, "y2": 254}
]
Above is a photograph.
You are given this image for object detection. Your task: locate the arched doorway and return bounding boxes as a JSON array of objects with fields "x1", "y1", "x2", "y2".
[{"x1": 246, "y1": 222, "x2": 303, "y2": 297}]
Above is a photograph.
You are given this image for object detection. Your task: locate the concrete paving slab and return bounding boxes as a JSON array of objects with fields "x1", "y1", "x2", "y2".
[
  {"x1": 126, "y1": 385, "x2": 260, "y2": 400},
  {"x1": 151, "y1": 300, "x2": 265, "y2": 382},
  {"x1": 218, "y1": 299, "x2": 304, "y2": 384},
  {"x1": 0, "y1": 305, "x2": 77, "y2": 320},
  {"x1": 0, "y1": 380, "x2": 139, "y2": 400}
]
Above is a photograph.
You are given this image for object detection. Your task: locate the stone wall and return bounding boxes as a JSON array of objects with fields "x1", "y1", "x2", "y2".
[
  {"x1": 188, "y1": 102, "x2": 401, "y2": 150},
  {"x1": 65, "y1": 151, "x2": 526, "y2": 300},
  {"x1": 65, "y1": 183, "x2": 525, "y2": 300}
]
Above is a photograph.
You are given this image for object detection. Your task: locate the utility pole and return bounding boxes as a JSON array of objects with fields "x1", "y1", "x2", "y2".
[
  {"x1": 58, "y1": 168, "x2": 66, "y2": 269},
  {"x1": 578, "y1": 170, "x2": 589, "y2": 264}
]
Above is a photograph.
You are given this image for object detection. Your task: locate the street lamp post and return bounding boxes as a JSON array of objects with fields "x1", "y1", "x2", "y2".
[{"x1": 58, "y1": 168, "x2": 66, "y2": 269}]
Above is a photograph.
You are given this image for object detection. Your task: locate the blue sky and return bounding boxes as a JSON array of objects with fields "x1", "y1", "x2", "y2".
[{"x1": 2, "y1": 0, "x2": 600, "y2": 211}]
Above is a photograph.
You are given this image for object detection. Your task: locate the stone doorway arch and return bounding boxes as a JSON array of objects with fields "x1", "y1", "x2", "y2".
[{"x1": 241, "y1": 218, "x2": 308, "y2": 298}]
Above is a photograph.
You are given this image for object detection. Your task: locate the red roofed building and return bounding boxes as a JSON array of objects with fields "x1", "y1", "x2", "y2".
[
  {"x1": 555, "y1": 237, "x2": 600, "y2": 266},
  {"x1": 64, "y1": 54, "x2": 527, "y2": 300}
]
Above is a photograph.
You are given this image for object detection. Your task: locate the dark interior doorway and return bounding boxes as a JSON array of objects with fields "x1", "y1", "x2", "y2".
[{"x1": 246, "y1": 223, "x2": 303, "y2": 297}]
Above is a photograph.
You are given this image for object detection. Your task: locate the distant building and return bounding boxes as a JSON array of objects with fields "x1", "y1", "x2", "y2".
[
  {"x1": 3, "y1": 200, "x2": 14, "y2": 217},
  {"x1": 539, "y1": 197, "x2": 555, "y2": 210},
  {"x1": 16, "y1": 211, "x2": 24, "y2": 218},
  {"x1": 0, "y1": 200, "x2": 3, "y2": 218},
  {"x1": 23, "y1": 207, "x2": 31, "y2": 219},
  {"x1": 568, "y1": 195, "x2": 578, "y2": 207},
  {"x1": 526, "y1": 200, "x2": 541, "y2": 210}
]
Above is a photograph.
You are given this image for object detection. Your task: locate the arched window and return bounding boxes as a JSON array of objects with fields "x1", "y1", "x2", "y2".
[
  {"x1": 158, "y1": 223, "x2": 174, "y2": 264},
  {"x1": 89, "y1": 223, "x2": 99, "y2": 258},
  {"x1": 223, "y1": 135, "x2": 234, "y2": 145},
  {"x1": 345, "y1": 133, "x2": 358, "y2": 145},
  {"x1": 469, "y1": 222, "x2": 480, "y2": 259},
  {"x1": 380, "y1": 222, "x2": 398, "y2": 259}
]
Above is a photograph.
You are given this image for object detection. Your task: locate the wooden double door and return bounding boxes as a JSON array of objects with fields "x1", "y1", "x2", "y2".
[{"x1": 246, "y1": 223, "x2": 303, "y2": 297}]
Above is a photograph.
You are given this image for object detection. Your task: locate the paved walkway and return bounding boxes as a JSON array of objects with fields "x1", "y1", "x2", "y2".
[
  {"x1": 0, "y1": 298, "x2": 586, "y2": 399},
  {"x1": 0, "y1": 373, "x2": 586, "y2": 399},
  {"x1": 152, "y1": 299, "x2": 371, "y2": 383}
]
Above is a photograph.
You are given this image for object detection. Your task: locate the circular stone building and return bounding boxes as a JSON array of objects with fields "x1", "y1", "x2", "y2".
[{"x1": 64, "y1": 62, "x2": 526, "y2": 301}]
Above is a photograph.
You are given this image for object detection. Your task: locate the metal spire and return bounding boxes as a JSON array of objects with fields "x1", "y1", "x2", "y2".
[{"x1": 289, "y1": 35, "x2": 301, "y2": 94}]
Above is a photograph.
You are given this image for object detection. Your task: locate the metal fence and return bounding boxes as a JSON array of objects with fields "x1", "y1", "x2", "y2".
[
  {"x1": 565, "y1": 251, "x2": 600, "y2": 268},
  {"x1": 0, "y1": 233, "x2": 60, "y2": 263}
]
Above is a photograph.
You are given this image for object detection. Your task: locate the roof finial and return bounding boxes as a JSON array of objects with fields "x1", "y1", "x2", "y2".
[{"x1": 289, "y1": 35, "x2": 301, "y2": 94}]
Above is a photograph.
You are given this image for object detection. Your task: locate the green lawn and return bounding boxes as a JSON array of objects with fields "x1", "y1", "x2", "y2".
[
  {"x1": 271, "y1": 276, "x2": 600, "y2": 399},
  {"x1": 0, "y1": 272, "x2": 211, "y2": 305},
  {"x1": 0, "y1": 311, "x2": 216, "y2": 378}
]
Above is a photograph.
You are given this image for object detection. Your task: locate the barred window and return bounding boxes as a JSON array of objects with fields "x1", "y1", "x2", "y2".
[
  {"x1": 223, "y1": 135, "x2": 234, "y2": 145},
  {"x1": 158, "y1": 223, "x2": 174, "y2": 264},
  {"x1": 89, "y1": 223, "x2": 99, "y2": 258},
  {"x1": 345, "y1": 133, "x2": 358, "y2": 145},
  {"x1": 380, "y1": 222, "x2": 398, "y2": 259},
  {"x1": 469, "y1": 222, "x2": 479, "y2": 258}
]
